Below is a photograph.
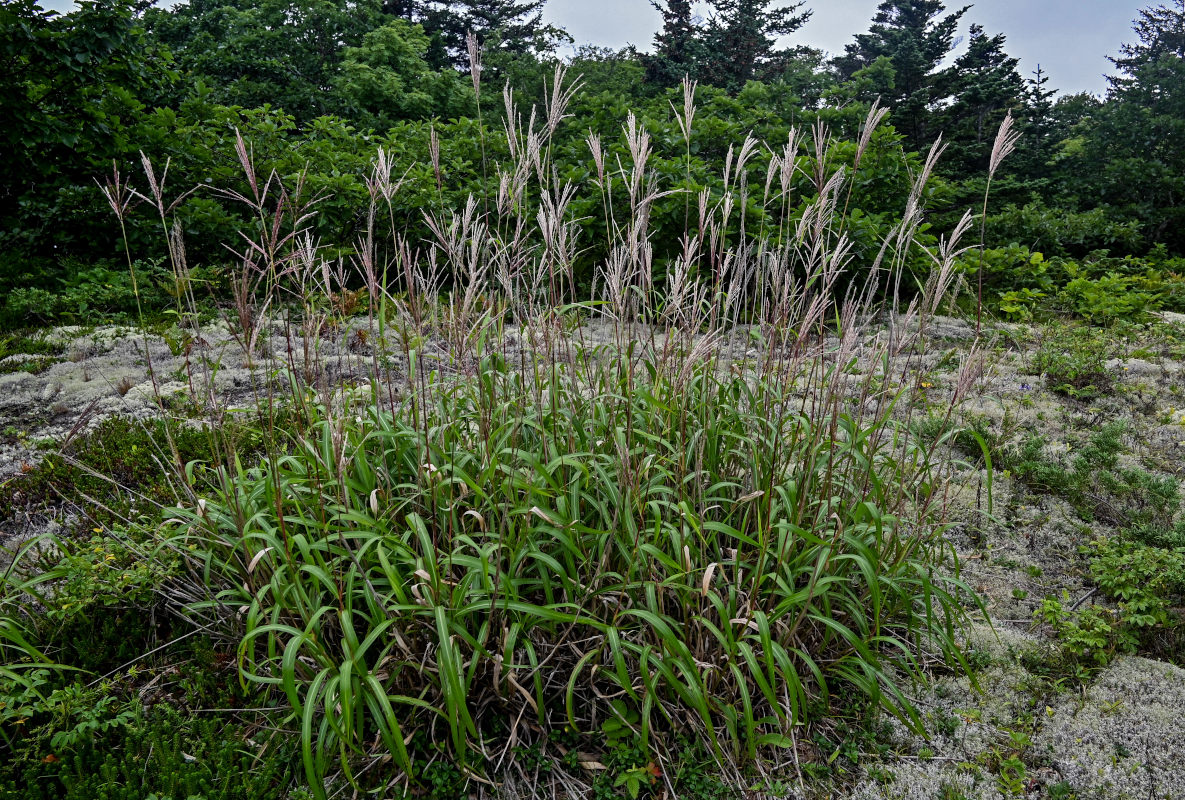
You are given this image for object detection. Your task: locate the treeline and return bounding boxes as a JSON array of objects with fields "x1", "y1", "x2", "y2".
[{"x1": 2, "y1": 0, "x2": 1183, "y2": 322}]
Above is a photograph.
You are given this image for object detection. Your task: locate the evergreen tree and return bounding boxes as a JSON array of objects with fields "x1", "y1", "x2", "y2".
[
  {"x1": 834, "y1": 0, "x2": 969, "y2": 149},
  {"x1": 1085, "y1": 1, "x2": 1185, "y2": 248},
  {"x1": 644, "y1": 0, "x2": 703, "y2": 86},
  {"x1": 1108, "y1": 0, "x2": 1185, "y2": 86},
  {"x1": 701, "y1": 0, "x2": 810, "y2": 92},
  {"x1": 412, "y1": 0, "x2": 569, "y2": 71},
  {"x1": 381, "y1": 0, "x2": 421, "y2": 17},
  {"x1": 1013, "y1": 63, "x2": 1056, "y2": 178},
  {"x1": 938, "y1": 24, "x2": 1024, "y2": 175}
]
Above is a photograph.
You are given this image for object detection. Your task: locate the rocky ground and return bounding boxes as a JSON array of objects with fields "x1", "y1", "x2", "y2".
[
  {"x1": 2, "y1": 313, "x2": 1184, "y2": 799},
  {"x1": 844, "y1": 313, "x2": 1185, "y2": 800}
]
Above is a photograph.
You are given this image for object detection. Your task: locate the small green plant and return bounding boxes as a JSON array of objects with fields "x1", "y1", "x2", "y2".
[
  {"x1": 0, "y1": 675, "x2": 136, "y2": 754},
  {"x1": 1036, "y1": 538, "x2": 1185, "y2": 667},
  {"x1": 42, "y1": 534, "x2": 177, "y2": 621},
  {"x1": 1030, "y1": 327, "x2": 1115, "y2": 399},
  {"x1": 0, "y1": 332, "x2": 65, "y2": 374},
  {"x1": 614, "y1": 762, "x2": 662, "y2": 799},
  {"x1": 1090, "y1": 538, "x2": 1185, "y2": 633},
  {"x1": 998, "y1": 288, "x2": 1047, "y2": 321},
  {"x1": 939, "y1": 780, "x2": 971, "y2": 800},
  {"x1": 1005, "y1": 421, "x2": 1178, "y2": 532},
  {"x1": 601, "y1": 701, "x2": 642, "y2": 751},
  {"x1": 1037, "y1": 596, "x2": 1128, "y2": 665},
  {"x1": 1048, "y1": 779, "x2": 1077, "y2": 799},
  {"x1": 995, "y1": 754, "x2": 1027, "y2": 796},
  {"x1": 0, "y1": 704, "x2": 301, "y2": 800}
]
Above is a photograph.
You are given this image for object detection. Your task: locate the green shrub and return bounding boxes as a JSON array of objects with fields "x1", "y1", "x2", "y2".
[
  {"x1": 0, "y1": 705, "x2": 300, "y2": 800},
  {"x1": 1029, "y1": 327, "x2": 1115, "y2": 399},
  {"x1": 1058, "y1": 273, "x2": 1155, "y2": 322},
  {"x1": 1037, "y1": 539, "x2": 1185, "y2": 665},
  {"x1": 0, "y1": 674, "x2": 136, "y2": 754},
  {"x1": 996, "y1": 288, "x2": 1047, "y2": 321},
  {"x1": 1091, "y1": 539, "x2": 1185, "y2": 631},
  {"x1": 0, "y1": 260, "x2": 221, "y2": 330},
  {"x1": 956, "y1": 244, "x2": 1185, "y2": 321},
  {"x1": 986, "y1": 202, "x2": 1144, "y2": 258},
  {"x1": 0, "y1": 415, "x2": 261, "y2": 531}
]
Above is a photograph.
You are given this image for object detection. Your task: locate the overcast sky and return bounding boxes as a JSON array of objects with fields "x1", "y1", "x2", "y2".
[
  {"x1": 543, "y1": 0, "x2": 1150, "y2": 96},
  {"x1": 41, "y1": 0, "x2": 1150, "y2": 96}
]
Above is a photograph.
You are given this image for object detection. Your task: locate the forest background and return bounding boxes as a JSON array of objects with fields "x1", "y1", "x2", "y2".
[{"x1": 2, "y1": 0, "x2": 1185, "y2": 326}]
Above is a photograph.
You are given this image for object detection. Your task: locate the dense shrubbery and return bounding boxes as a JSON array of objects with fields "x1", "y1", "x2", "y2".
[
  {"x1": 0, "y1": 75, "x2": 934, "y2": 328},
  {"x1": 3, "y1": 0, "x2": 1185, "y2": 326},
  {"x1": 955, "y1": 244, "x2": 1185, "y2": 322}
]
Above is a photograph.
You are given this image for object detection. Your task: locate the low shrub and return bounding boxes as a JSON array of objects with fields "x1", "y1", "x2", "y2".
[
  {"x1": 1009, "y1": 419, "x2": 1185, "y2": 666},
  {"x1": 985, "y1": 201, "x2": 1145, "y2": 258},
  {"x1": 0, "y1": 260, "x2": 223, "y2": 331},
  {"x1": 0, "y1": 416, "x2": 265, "y2": 531},
  {"x1": 1028, "y1": 327, "x2": 1115, "y2": 399},
  {"x1": 1038, "y1": 539, "x2": 1185, "y2": 666},
  {"x1": 0, "y1": 703, "x2": 300, "y2": 800},
  {"x1": 956, "y1": 244, "x2": 1185, "y2": 322}
]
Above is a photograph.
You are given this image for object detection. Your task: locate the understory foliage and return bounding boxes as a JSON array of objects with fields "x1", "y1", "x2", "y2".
[
  {"x1": 0, "y1": 69, "x2": 995, "y2": 796},
  {"x1": 999, "y1": 419, "x2": 1185, "y2": 667}
]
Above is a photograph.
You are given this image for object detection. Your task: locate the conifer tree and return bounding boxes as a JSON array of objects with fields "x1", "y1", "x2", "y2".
[
  {"x1": 412, "y1": 0, "x2": 568, "y2": 70},
  {"x1": 1014, "y1": 63, "x2": 1056, "y2": 176},
  {"x1": 702, "y1": 0, "x2": 810, "y2": 92},
  {"x1": 644, "y1": 0, "x2": 703, "y2": 86},
  {"x1": 1085, "y1": 1, "x2": 1185, "y2": 247},
  {"x1": 939, "y1": 24, "x2": 1025, "y2": 174},
  {"x1": 834, "y1": 0, "x2": 969, "y2": 149},
  {"x1": 1108, "y1": 0, "x2": 1185, "y2": 85}
]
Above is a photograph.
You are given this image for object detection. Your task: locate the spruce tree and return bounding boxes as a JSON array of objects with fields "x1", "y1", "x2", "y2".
[
  {"x1": 413, "y1": 0, "x2": 568, "y2": 70},
  {"x1": 834, "y1": 0, "x2": 969, "y2": 149},
  {"x1": 1015, "y1": 63, "x2": 1056, "y2": 176},
  {"x1": 939, "y1": 24, "x2": 1025, "y2": 175},
  {"x1": 644, "y1": 0, "x2": 703, "y2": 86},
  {"x1": 1086, "y1": 1, "x2": 1185, "y2": 248},
  {"x1": 1108, "y1": 0, "x2": 1185, "y2": 86},
  {"x1": 702, "y1": 0, "x2": 810, "y2": 92}
]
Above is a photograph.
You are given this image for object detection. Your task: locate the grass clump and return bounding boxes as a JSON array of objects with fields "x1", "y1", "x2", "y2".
[
  {"x1": 1, "y1": 71, "x2": 1006, "y2": 797},
  {"x1": 165, "y1": 331, "x2": 978, "y2": 794}
]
